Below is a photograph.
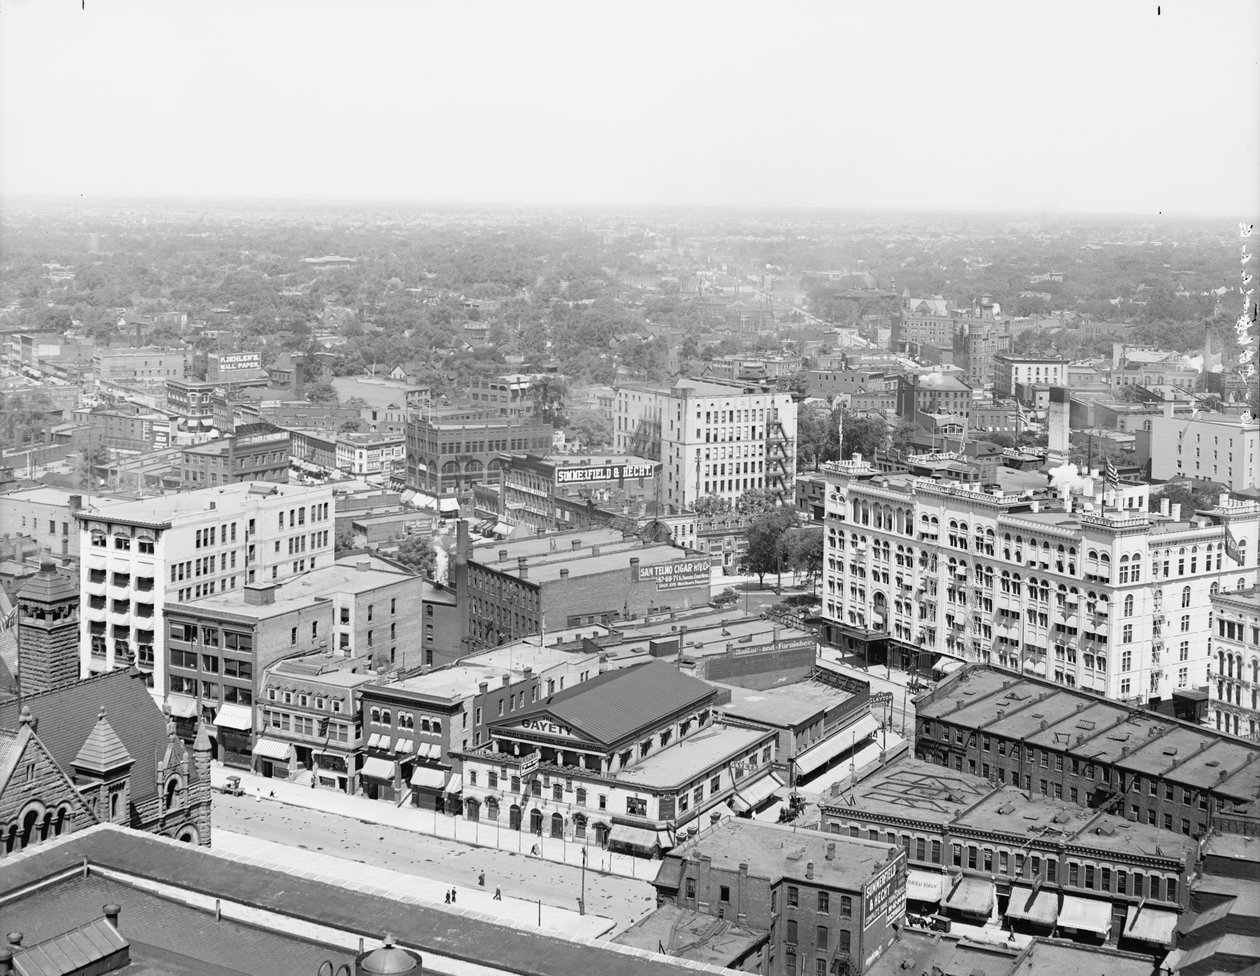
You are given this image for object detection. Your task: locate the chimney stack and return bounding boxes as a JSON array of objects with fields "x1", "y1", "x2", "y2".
[
  {"x1": 630, "y1": 556, "x2": 640, "y2": 581},
  {"x1": 806, "y1": 861, "x2": 814, "y2": 880},
  {"x1": 103, "y1": 905, "x2": 121, "y2": 930},
  {"x1": 517, "y1": 556, "x2": 528, "y2": 580},
  {"x1": 571, "y1": 539, "x2": 582, "y2": 551},
  {"x1": 825, "y1": 842, "x2": 836, "y2": 860},
  {"x1": 591, "y1": 545, "x2": 601, "y2": 558},
  {"x1": 499, "y1": 549, "x2": 508, "y2": 562},
  {"x1": 559, "y1": 568, "x2": 569, "y2": 579},
  {"x1": 356, "y1": 558, "x2": 370, "y2": 572}
]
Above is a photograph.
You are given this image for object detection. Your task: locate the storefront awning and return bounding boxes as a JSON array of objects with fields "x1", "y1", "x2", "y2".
[
  {"x1": 1006, "y1": 885, "x2": 1058, "y2": 926},
  {"x1": 394, "y1": 738, "x2": 413, "y2": 754},
  {"x1": 906, "y1": 870, "x2": 944, "y2": 904},
  {"x1": 731, "y1": 772, "x2": 784, "y2": 813},
  {"x1": 1059, "y1": 895, "x2": 1112, "y2": 936},
  {"x1": 609, "y1": 823, "x2": 663, "y2": 849},
  {"x1": 251, "y1": 737, "x2": 293, "y2": 762},
  {"x1": 409, "y1": 765, "x2": 447, "y2": 790},
  {"x1": 1123, "y1": 905, "x2": 1178, "y2": 947},
  {"x1": 439, "y1": 497, "x2": 460, "y2": 514},
  {"x1": 444, "y1": 773, "x2": 463, "y2": 793},
  {"x1": 367, "y1": 733, "x2": 388, "y2": 750},
  {"x1": 796, "y1": 717, "x2": 879, "y2": 776},
  {"x1": 213, "y1": 704, "x2": 253, "y2": 731},
  {"x1": 944, "y1": 876, "x2": 995, "y2": 917},
  {"x1": 360, "y1": 756, "x2": 395, "y2": 780},
  {"x1": 164, "y1": 693, "x2": 198, "y2": 719}
]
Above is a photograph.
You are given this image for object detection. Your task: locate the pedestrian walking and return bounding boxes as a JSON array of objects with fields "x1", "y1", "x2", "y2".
[
  {"x1": 493, "y1": 887, "x2": 502, "y2": 901},
  {"x1": 450, "y1": 888, "x2": 457, "y2": 904},
  {"x1": 444, "y1": 890, "x2": 451, "y2": 905},
  {"x1": 478, "y1": 871, "x2": 485, "y2": 887}
]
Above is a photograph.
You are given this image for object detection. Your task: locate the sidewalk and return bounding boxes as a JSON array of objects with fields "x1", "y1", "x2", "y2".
[
  {"x1": 211, "y1": 763, "x2": 660, "y2": 883},
  {"x1": 213, "y1": 829, "x2": 615, "y2": 939}
]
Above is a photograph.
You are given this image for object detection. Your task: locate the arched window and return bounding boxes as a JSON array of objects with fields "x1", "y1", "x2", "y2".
[
  {"x1": 165, "y1": 776, "x2": 180, "y2": 811},
  {"x1": 1123, "y1": 595, "x2": 1134, "y2": 616},
  {"x1": 1181, "y1": 586, "x2": 1192, "y2": 608}
]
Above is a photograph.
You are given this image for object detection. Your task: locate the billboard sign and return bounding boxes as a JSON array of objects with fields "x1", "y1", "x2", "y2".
[
  {"x1": 637, "y1": 557, "x2": 711, "y2": 591},
  {"x1": 554, "y1": 462, "x2": 655, "y2": 485},
  {"x1": 211, "y1": 352, "x2": 262, "y2": 371},
  {"x1": 519, "y1": 753, "x2": 540, "y2": 777},
  {"x1": 864, "y1": 859, "x2": 903, "y2": 929}
]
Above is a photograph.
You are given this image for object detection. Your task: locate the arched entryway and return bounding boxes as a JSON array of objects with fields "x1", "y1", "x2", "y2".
[
  {"x1": 550, "y1": 813, "x2": 564, "y2": 839},
  {"x1": 509, "y1": 804, "x2": 522, "y2": 830},
  {"x1": 593, "y1": 822, "x2": 610, "y2": 848},
  {"x1": 573, "y1": 814, "x2": 587, "y2": 840},
  {"x1": 176, "y1": 825, "x2": 199, "y2": 844},
  {"x1": 529, "y1": 809, "x2": 543, "y2": 835},
  {"x1": 465, "y1": 798, "x2": 480, "y2": 822}
]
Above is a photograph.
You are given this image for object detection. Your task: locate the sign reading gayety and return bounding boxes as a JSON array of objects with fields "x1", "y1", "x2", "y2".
[
  {"x1": 638, "y1": 557, "x2": 711, "y2": 590},
  {"x1": 555, "y1": 462, "x2": 655, "y2": 485}
]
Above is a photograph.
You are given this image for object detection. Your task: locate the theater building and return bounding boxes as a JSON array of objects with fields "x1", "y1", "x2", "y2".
[{"x1": 454, "y1": 660, "x2": 782, "y2": 855}]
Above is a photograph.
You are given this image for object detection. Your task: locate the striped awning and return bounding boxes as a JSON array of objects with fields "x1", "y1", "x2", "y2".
[
  {"x1": 394, "y1": 738, "x2": 413, "y2": 754},
  {"x1": 213, "y1": 704, "x2": 253, "y2": 731},
  {"x1": 1006, "y1": 884, "x2": 1058, "y2": 925},
  {"x1": 251, "y1": 737, "x2": 293, "y2": 762},
  {"x1": 906, "y1": 870, "x2": 944, "y2": 904},
  {"x1": 360, "y1": 756, "x2": 395, "y2": 780},
  {"x1": 409, "y1": 766, "x2": 446, "y2": 790},
  {"x1": 1059, "y1": 895, "x2": 1112, "y2": 936},
  {"x1": 164, "y1": 693, "x2": 198, "y2": 719},
  {"x1": 1123, "y1": 905, "x2": 1177, "y2": 947}
]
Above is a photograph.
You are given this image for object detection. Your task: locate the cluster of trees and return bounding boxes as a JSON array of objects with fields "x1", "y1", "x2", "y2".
[
  {"x1": 739, "y1": 506, "x2": 823, "y2": 591},
  {"x1": 796, "y1": 407, "x2": 916, "y2": 468}
]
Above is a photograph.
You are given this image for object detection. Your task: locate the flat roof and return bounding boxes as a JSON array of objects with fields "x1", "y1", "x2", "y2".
[
  {"x1": 615, "y1": 724, "x2": 771, "y2": 789},
  {"x1": 668, "y1": 818, "x2": 899, "y2": 892},
  {"x1": 174, "y1": 564, "x2": 409, "y2": 620},
  {"x1": 835, "y1": 757, "x2": 994, "y2": 826},
  {"x1": 716, "y1": 680, "x2": 852, "y2": 727},
  {"x1": 80, "y1": 481, "x2": 326, "y2": 527},
  {"x1": 463, "y1": 639, "x2": 600, "y2": 675},
  {"x1": 867, "y1": 930, "x2": 1022, "y2": 976},
  {"x1": 612, "y1": 904, "x2": 765, "y2": 967},
  {"x1": 383, "y1": 664, "x2": 513, "y2": 701},
  {"x1": 0, "y1": 486, "x2": 134, "y2": 508}
]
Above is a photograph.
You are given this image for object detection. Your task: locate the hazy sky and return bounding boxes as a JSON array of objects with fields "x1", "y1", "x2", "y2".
[{"x1": 1, "y1": 0, "x2": 1257, "y2": 214}]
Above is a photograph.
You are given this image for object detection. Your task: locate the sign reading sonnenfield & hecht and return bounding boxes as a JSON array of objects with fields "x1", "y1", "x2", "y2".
[
  {"x1": 554, "y1": 462, "x2": 655, "y2": 485},
  {"x1": 638, "y1": 557, "x2": 711, "y2": 590}
]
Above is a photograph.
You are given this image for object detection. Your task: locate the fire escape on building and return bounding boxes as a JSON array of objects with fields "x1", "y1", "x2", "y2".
[{"x1": 764, "y1": 408, "x2": 793, "y2": 501}]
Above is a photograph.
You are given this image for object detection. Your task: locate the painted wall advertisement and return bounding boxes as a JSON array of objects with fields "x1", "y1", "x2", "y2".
[
  {"x1": 864, "y1": 859, "x2": 904, "y2": 929},
  {"x1": 638, "y1": 557, "x2": 711, "y2": 590},
  {"x1": 555, "y1": 462, "x2": 655, "y2": 485}
]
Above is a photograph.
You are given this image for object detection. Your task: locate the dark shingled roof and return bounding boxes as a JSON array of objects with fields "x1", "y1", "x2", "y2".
[
  {"x1": 0, "y1": 669, "x2": 176, "y2": 803},
  {"x1": 499, "y1": 659, "x2": 716, "y2": 748}
]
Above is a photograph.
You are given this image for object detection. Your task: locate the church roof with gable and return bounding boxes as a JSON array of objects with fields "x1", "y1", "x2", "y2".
[
  {"x1": 0, "y1": 669, "x2": 177, "y2": 804},
  {"x1": 73, "y1": 708, "x2": 134, "y2": 774}
]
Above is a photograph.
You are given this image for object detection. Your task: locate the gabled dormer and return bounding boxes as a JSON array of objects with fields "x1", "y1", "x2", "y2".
[{"x1": 72, "y1": 707, "x2": 133, "y2": 825}]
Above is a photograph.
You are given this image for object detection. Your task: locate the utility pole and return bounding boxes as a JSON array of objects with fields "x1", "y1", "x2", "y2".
[{"x1": 579, "y1": 845, "x2": 587, "y2": 915}]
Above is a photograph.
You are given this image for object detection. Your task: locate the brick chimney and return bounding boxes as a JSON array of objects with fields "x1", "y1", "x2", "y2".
[
  {"x1": 630, "y1": 557, "x2": 640, "y2": 581},
  {"x1": 517, "y1": 556, "x2": 528, "y2": 580}
]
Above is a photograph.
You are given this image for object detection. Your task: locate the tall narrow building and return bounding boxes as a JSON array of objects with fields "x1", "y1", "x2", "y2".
[{"x1": 16, "y1": 557, "x2": 80, "y2": 694}]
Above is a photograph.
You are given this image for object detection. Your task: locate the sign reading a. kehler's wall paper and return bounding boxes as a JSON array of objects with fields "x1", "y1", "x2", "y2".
[{"x1": 638, "y1": 557, "x2": 710, "y2": 590}]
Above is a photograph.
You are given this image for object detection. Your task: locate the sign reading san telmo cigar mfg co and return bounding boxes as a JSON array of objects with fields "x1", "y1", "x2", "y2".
[
  {"x1": 637, "y1": 557, "x2": 711, "y2": 590},
  {"x1": 554, "y1": 463, "x2": 655, "y2": 485}
]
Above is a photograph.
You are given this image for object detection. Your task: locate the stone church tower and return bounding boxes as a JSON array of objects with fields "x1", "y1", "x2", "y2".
[{"x1": 16, "y1": 558, "x2": 80, "y2": 694}]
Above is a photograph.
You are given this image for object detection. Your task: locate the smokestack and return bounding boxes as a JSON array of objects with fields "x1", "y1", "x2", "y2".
[{"x1": 292, "y1": 353, "x2": 304, "y2": 398}]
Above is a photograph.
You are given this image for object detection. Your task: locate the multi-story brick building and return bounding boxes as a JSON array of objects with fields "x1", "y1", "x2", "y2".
[
  {"x1": 255, "y1": 653, "x2": 374, "y2": 793},
  {"x1": 821, "y1": 459, "x2": 1260, "y2": 703},
  {"x1": 404, "y1": 407, "x2": 553, "y2": 497},
  {"x1": 614, "y1": 377, "x2": 797, "y2": 513},
  {"x1": 162, "y1": 557, "x2": 422, "y2": 765},
  {"x1": 0, "y1": 487, "x2": 125, "y2": 564},
  {"x1": 92, "y1": 346, "x2": 188, "y2": 385},
  {"x1": 1148, "y1": 408, "x2": 1260, "y2": 492},
  {"x1": 179, "y1": 425, "x2": 291, "y2": 488},
  {"x1": 895, "y1": 373, "x2": 972, "y2": 426},
  {"x1": 494, "y1": 452, "x2": 659, "y2": 534},
  {"x1": 653, "y1": 819, "x2": 905, "y2": 976},
  {"x1": 1209, "y1": 586, "x2": 1260, "y2": 738},
  {"x1": 77, "y1": 482, "x2": 335, "y2": 692},
  {"x1": 992, "y1": 353, "x2": 1067, "y2": 401},
  {"x1": 892, "y1": 295, "x2": 1011, "y2": 388},
  {"x1": 357, "y1": 641, "x2": 598, "y2": 809},
  {"x1": 820, "y1": 757, "x2": 1196, "y2": 950},
  {"x1": 914, "y1": 665, "x2": 1260, "y2": 838},
  {"x1": 454, "y1": 525, "x2": 710, "y2": 649}
]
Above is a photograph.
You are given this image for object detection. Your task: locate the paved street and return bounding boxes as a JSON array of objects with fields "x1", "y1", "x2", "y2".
[{"x1": 212, "y1": 786, "x2": 658, "y2": 936}]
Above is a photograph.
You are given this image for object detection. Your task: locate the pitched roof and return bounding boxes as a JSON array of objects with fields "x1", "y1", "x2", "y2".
[
  {"x1": 8, "y1": 916, "x2": 127, "y2": 976},
  {"x1": 503, "y1": 660, "x2": 716, "y2": 748},
  {"x1": 0, "y1": 669, "x2": 176, "y2": 803},
  {"x1": 16, "y1": 562, "x2": 79, "y2": 604},
  {"x1": 72, "y1": 709, "x2": 134, "y2": 774}
]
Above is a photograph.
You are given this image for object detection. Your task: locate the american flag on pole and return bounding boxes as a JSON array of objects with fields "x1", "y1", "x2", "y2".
[
  {"x1": 1225, "y1": 522, "x2": 1243, "y2": 565},
  {"x1": 1105, "y1": 456, "x2": 1120, "y2": 492}
]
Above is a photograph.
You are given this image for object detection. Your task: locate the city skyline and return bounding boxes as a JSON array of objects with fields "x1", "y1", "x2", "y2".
[{"x1": 1, "y1": 0, "x2": 1257, "y2": 217}]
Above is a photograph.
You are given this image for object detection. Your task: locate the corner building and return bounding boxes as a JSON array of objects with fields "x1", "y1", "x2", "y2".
[
  {"x1": 821, "y1": 461, "x2": 1260, "y2": 705},
  {"x1": 76, "y1": 482, "x2": 335, "y2": 693},
  {"x1": 615, "y1": 378, "x2": 797, "y2": 513}
]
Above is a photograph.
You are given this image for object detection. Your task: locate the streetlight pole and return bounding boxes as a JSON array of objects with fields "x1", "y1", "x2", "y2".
[{"x1": 579, "y1": 845, "x2": 587, "y2": 915}]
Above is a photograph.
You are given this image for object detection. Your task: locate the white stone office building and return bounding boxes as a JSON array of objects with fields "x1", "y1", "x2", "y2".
[
  {"x1": 820, "y1": 460, "x2": 1260, "y2": 706},
  {"x1": 77, "y1": 481, "x2": 335, "y2": 693}
]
